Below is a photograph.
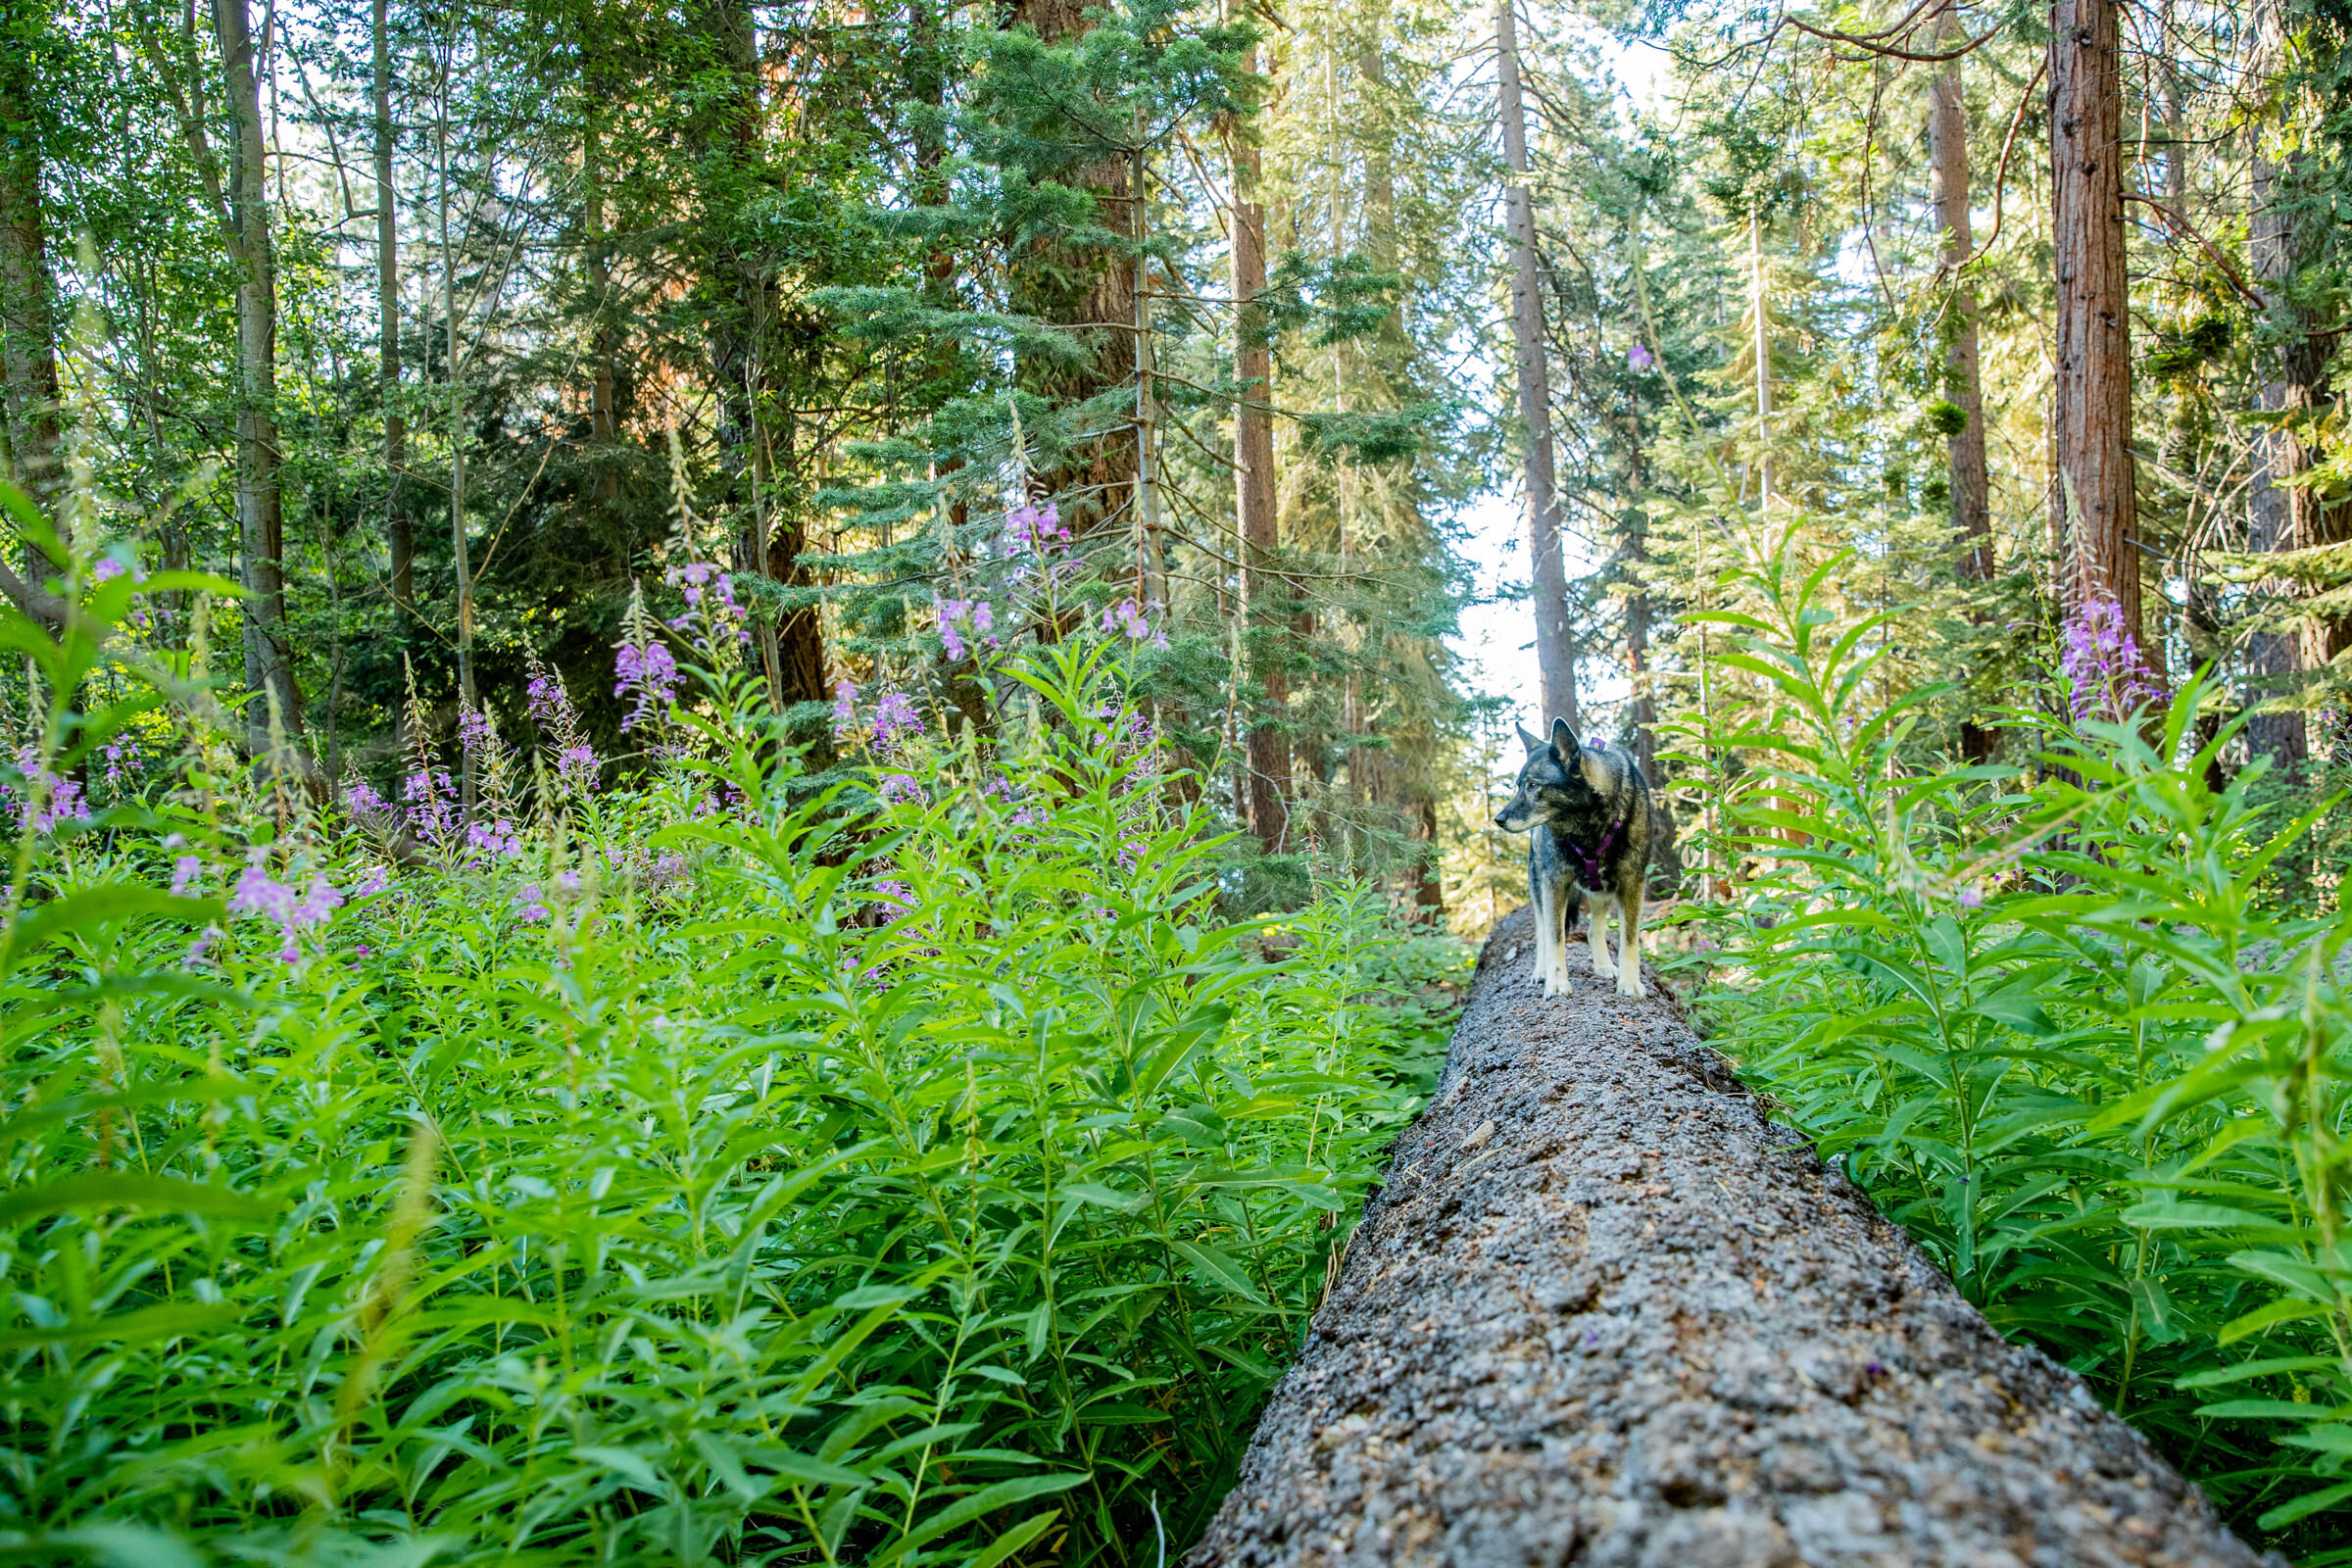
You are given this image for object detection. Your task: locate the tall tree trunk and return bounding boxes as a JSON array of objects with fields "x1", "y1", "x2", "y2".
[
  {"x1": 217, "y1": 0, "x2": 305, "y2": 753},
  {"x1": 1618, "y1": 394, "x2": 1675, "y2": 883},
  {"x1": 582, "y1": 31, "x2": 617, "y2": 504},
  {"x1": 0, "y1": 29, "x2": 63, "y2": 527},
  {"x1": 1232, "y1": 43, "x2": 1287, "y2": 855},
  {"x1": 2248, "y1": 129, "x2": 2320, "y2": 767},
  {"x1": 1414, "y1": 792, "x2": 1444, "y2": 921},
  {"x1": 1929, "y1": 0, "x2": 1989, "y2": 580},
  {"x1": 430, "y1": 56, "x2": 473, "y2": 790},
  {"x1": 1006, "y1": 0, "x2": 1136, "y2": 546},
  {"x1": 374, "y1": 0, "x2": 411, "y2": 620},
  {"x1": 698, "y1": 0, "x2": 824, "y2": 716},
  {"x1": 1748, "y1": 210, "x2": 1772, "y2": 508},
  {"x1": 2048, "y1": 0, "x2": 2140, "y2": 645},
  {"x1": 1930, "y1": 0, "x2": 1992, "y2": 763},
  {"x1": 1496, "y1": 0, "x2": 1576, "y2": 736}
]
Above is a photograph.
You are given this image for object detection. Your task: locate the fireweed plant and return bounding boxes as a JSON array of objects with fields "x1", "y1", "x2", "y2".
[
  {"x1": 1672, "y1": 524, "x2": 2352, "y2": 1558},
  {"x1": 0, "y1": 482, "x2": 1462, "y2": 1565}
]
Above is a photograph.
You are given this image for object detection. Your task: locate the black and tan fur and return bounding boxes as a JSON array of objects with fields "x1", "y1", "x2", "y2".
[{"x1": 1493, "y1": 718, "x2": 1656, "y2": 998}]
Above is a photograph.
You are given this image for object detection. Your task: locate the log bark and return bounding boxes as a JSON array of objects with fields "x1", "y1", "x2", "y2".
[
  {"x1": 1186, "y1": 906, "x2": 2275, "y2": 1568},
  {"x1": 2048, "y1": 0, "x2": 2140, "y2": 644},
  {"x1": 1232, "y1": 48, "x2": 1287, "y2": 854},
  {"x1": 1495, "y1": 0, "x2": 1575, "y2": 738}
]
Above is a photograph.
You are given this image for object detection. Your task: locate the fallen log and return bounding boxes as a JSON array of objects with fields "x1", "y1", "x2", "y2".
[{"x1": 1188, "y1": 906, "x2": 2275, "y2": 1568}]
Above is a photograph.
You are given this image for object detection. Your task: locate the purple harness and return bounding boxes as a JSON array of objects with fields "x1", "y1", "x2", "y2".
[{"x1": 1565, "y1": 812, "x2": 1628, "y2": 890}]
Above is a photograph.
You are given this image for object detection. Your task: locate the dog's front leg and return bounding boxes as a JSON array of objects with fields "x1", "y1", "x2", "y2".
[
  {"x1": 1586, "y1": 891, "x2": 1613, "y2": 978},
  {"x1": 1531, "y1": 882, "x2": 1555, "y2": 995},
  {"x1": 1616, "y1": 884, "x2": 1646, "y2": 998},
  {"x1": 1546, "y1": 889, "x2": 1574, "y2": 995}
]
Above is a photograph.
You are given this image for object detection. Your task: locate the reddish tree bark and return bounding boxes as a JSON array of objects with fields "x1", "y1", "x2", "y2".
[
  {"x1": 2047, "y1": 0, "x2": 2139, "y2": 644},
  {"x1": 1233, "y1": 42, "x2": 1288, "y2": 854}
]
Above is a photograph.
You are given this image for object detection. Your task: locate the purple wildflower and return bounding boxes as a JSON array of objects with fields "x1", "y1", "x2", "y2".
[
  {"x1": 350, "y1": 866, "x2": 391, "y2": 899},
  {"x1": 1628, "y1": 342, "x2": 1658, "y2": 372},
  {"x1": 877, "y1": 772, "x2": 926, "y2": 805},
  {"x1": 294, "y1": 875, "x2": 344, "y2": 928},
  {"x1": 1956, "y1": 886, "x2": 1984, "y2": 909},
  {"x1": 872, "y1": 691, "x2": 923, "y2": 753},
  {"x1": 170, "y1": 856, "x2": 201, "y2": 898},
  {"x1": 614, "y1": 640, "x2": 681, "y2": 730},
  {"x1": 936, "y1": 597, "x2": 1002, "y2": 662},
  {"x1": 831, "y1": 680, "x2": 860, "y2": 740},
  {"x1": 2059, "y1": 597, "x2": 2163, "y2": 726},
  {"x1": 4, "y1": 747, "x2": 89, "y2": 834},
  {"x1": 458, "y1": 707, "x2": 495, "y2": 764},
  {"x1": 556, "y1": 745, "x2": 599, "y2": 794},
  {"x1": 345, "y1": 779, "x2": 390, "y2": 816},
  {"x1": 229, "y1": 861, "x2": 300, "y2": 928},
  {"x1": 1007, "y1": 502, "x2": 1069, "y2": 556},
  {"x1": 404, "y1": 767, "x2": 460, "y2": 848},
  {"x1": 664, "y1": 560, "x2": 751, "y2": 648},
  {"x1": 517, "y1": 882, "x2": 551, "y2": 923},
  {"x1": 1101, "y1": 599, "x2": 1167, "y2": 649},
  {"x1": 467, "y1": 819, "x2": 522, "y2": 860},
  {"x1": 524, "y1": 652, "x2": 601, "y2": 798}
]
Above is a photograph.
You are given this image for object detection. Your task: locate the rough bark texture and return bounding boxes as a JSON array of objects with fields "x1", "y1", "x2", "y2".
[
  {"x1": 217, "y1": 0, "x2": 306, "y2": 752},
  {"x1": 1233, "y1": 65, "x2": 1288, "y2": 855},
  {"x1": 1007, "y1": 0, "x2": 1137, "y2": 543},
  {"x1": 2247, "y1": 132, "x2": 2310, "y2": 770},
  {"x1": 374, "y1": 0, "x2": 411, "y2": 620},
  {"x1": 1496, "y1": 0, "x2": 1575, "y2": 738},
  {"x1": 1928, "y1": 0, "x2": 1989, "y2": 583},
  {"x1": 1187, "y1": 906, "x2": 2275, "y2": 1568},
  {"x1": 2048, "y1": 0, "x2": 2139, "y2": 641},
  {"x1": 2245, "y1": 0, "x2": 2334, "y2": 767},
  {"x1": 0, "y1": 41, "x2": 62, "y2": 520}
]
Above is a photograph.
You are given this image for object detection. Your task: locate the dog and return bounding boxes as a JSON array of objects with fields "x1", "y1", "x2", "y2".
[{"x1": 1493, "y1": 718, "x2": 1656, "y2": 999}]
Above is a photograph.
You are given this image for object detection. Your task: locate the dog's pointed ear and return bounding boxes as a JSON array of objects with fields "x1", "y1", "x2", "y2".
[
  {"x1": 1549, "y1": 716, "x2": 1576, "y2": 757},
  {"x1": 1578, "y1": 746, "x2": 1611, "y2": 790},
  {"x1": 1517, "y1": 722, "x2": 1546, "y2": 757}
]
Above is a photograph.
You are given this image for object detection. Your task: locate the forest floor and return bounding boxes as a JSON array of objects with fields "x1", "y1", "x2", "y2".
[{"x1": 1185, "y1": 905, "x2": 2275, "y2": 1567}]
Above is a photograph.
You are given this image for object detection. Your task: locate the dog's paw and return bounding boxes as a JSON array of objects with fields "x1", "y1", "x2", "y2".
[{"x1": 1617, "y1": 974, "x2": 1646, "y2": 999}]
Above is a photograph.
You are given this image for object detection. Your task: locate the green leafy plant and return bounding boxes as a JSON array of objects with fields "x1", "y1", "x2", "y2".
[
  {"x1": 1674, "y1": 522, "x2": 2352, "y2": 1559},
  {"x1": 0, "y1": 483, "x2": 1461, "y2": 1565}
]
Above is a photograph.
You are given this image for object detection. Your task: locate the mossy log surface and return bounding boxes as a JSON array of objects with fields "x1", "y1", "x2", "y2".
[{"x1": 1187, "y1": 905, "x2": 2274, "y2": 1568}]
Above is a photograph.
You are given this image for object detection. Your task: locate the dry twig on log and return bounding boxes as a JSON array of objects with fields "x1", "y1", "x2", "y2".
[{"x1": 1188, "y1": 906, "x2": 2276, "y2": 1568}]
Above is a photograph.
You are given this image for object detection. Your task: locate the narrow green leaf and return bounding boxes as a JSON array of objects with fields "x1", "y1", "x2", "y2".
[{"x1": 0, "y1": 1170, "x2": 276, "y2": 1226}]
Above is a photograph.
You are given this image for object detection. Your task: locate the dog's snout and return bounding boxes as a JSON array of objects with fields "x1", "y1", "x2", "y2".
[{"x1": 1493, "y1": 812, "x2": 1507, "y2": 829}]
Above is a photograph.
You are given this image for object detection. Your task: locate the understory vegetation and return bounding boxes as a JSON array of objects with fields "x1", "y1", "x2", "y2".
[
  {"x1": 1680, "y1": 527, "x2": 2352, "y2": 1561},
  {"x1": 0, "y1": 500, "x2": 1460, "y2": 1565}
]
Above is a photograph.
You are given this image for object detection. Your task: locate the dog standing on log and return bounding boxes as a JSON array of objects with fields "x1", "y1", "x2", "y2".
[{"x1": 1493, "y1": 719, "x2": 1655, "y2": 999}]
